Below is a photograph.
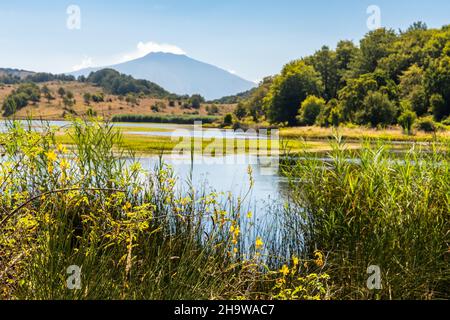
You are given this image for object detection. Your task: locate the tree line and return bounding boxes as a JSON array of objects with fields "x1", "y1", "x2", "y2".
[{"x1": 236, "y1": 23, "x2": 450, "y2": 131}]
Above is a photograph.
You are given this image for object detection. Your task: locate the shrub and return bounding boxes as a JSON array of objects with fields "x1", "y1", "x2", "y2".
[
  {"x1": 415, "y1": 116, "x2": 437, "y2": 132},
  {"x1": 430, "y1": 93, "x2": 447, "y2": 122},
  {"x1": 398, "y1": 110, "x2": 417, "y2": 135},
  {"x1": 356, "y1": 91, "x2": 397, "y2": 127},
  {"x1": 297, "y1": 95, "x2": 325, "y2": 126},
  {"x1": 2, "y1": 83, "x2": 41, "y2": 116},
  {"x1": 223, "y1": 113, "x2": 233, "y2": 126},
  {"x1": 234, "y1": 103, "x2": 247, "y2": 120},
  {"x1": 206, "y1": 104, "x2": 219, "y2": 115}
]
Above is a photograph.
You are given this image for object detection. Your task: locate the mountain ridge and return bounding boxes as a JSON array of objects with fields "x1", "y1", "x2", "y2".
[{"x1": 69, "y1": 52, "x2": 256, "y2": 100}]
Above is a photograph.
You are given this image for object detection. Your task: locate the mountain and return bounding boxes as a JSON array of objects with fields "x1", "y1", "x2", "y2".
[{"x1": 70, "y1": 52, "x2": 256, "y2": 100}]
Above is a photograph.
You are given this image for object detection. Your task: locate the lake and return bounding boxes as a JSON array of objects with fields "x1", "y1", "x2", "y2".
[{"x1": 0, "y1": 120, "x2": 289, "y2": 217}]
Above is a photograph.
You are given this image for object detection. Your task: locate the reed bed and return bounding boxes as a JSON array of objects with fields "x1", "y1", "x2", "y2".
[{"x1": 277, "y1": 137, "x2": 450, "y2": 299}]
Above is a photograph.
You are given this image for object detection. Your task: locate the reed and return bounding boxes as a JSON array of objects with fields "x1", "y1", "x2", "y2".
[{"x1": 277, "y1": 137, "x2": 450, "y2": 299}]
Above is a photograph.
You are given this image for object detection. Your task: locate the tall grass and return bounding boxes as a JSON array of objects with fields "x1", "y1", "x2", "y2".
[
  {"x1": 0, "y1": 118, "x2": 329, "y2": 300},
  {"x1": 278, "y1": 137, "x2": 450, "y2": 299},
  {"x1": 1, "y1": 119, "x2": 447, "y2": 300}
]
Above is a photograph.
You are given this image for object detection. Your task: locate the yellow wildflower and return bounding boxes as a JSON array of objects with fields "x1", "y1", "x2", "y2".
[
  {"x1": 280, "y1": 264, "x2": 289, "y2": 277},
  {"x1": 60, "y1": 158, "x2": 70, "y2": 170},
  {"x1": 57, "y1": 144, "x2": 67, "y2": 154},
  {"x1": 247, "y1": 211, "x2": 253, "y2": 219},
  {"x1": 46, "y1": 150, "x2": 57, "y2": 162},
  {"x1": 233, "y1": 226, "x2": 240, "y2": 237},
  {"x1": 255, "y1": 237, "x2": 264, "y2": 250},
  {"x1": 292, "y1": 256, "x2": 299, "y2": 267},
  {"x1": 314, "y1": 250, "x2": 324, "y2": 268},
  {"x1": 123, "y1": 202, "x2": 132, "y2": 211}
]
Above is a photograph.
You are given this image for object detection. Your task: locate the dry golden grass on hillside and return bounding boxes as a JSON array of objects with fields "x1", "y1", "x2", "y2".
[{"x1": 0, "y1": 81, "x2": 235, "y2": 120}]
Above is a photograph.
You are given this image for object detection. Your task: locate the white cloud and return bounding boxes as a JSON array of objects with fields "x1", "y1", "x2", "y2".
[
  {"x1": 72, "y1": 56, "x2": 94, "y2": 71},
  {"x1": 118, "y1": 41, "x2": 186, "y2": 63}
]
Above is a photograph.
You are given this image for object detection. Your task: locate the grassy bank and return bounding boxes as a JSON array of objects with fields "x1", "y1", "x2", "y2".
[{"x1": 280, "y1": 125, "x2": 450, "y2": 142}]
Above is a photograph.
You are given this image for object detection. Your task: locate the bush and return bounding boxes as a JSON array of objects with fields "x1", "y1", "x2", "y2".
[
  {"x1": 189, "y1": 94, "x2": 205, "y2": 109},
  {"x1": 430, "y1": 94, "x2": 447, "y2": 122},
  {"x1": 2, "y1": 83, "x2": 41, "y2": 116},
  {"x1": 223, "y1": 113, "x2": 233, "y2": 126},
  {"x1": 356, "y1": 91, "x2": 397, "y2": 127},
  {"x1": 206, "y1": 105, "x2": 219, "y2": 115},
  {"x1": 91, "y1": 92, "x2": 105, "y2": 103},
  {"x1": 234, "y1": 103, "x2": 247, "y2": 120},
  {"x1": 398, "y1": 110, "x2": 417, "y2": 135},
  {"x1": 415, "y1": 116, "x2": 437, "y2": 132},
  {"x1": 297, "y1": 96, "x2": 325, "y2": 126}
]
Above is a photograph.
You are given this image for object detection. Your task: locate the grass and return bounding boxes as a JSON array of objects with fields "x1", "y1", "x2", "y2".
[
  {"x1": 0, "y1": 118, "x2": 448, "y2": 300},
  {"x1": 280, "y1": 125, "x2": 450, "y2": 142},
  {"x1": 276, "y1": 138, "x2": 450, "y2": 299},
  {"x1": 0, "y1": 118, "x2": 330, "y2": 300}
]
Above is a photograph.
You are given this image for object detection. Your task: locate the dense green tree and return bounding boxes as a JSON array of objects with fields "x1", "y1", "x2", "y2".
[
  {"x1": 336, "y1": 40, "x2": 359, "y2": 86},
  {"x1": 399, "y1": 65, "x2": 428, "y2": 116},
  {"x1": 297, "y1": 95, "x2": 325, "y2": 126},
  {"x1": 352, "y1": 28, "x2": 397, "y2": 76},
  {"x1": 306, "y1": 46, "x2": 339, "y2": 100},
  {"x1": 265, "y1": 60, "x2": 322, "y2": 125},
  {"x1": 356, "y1": 91, "x2": 397, "y2": 127},
  {"x1": 223, "y1": 114, "x2": 233, "y2": 126},
  {"x1": 2, "y1": 83, "x2": 41, "y2": 116},
  {"x1": 316, "y1": 99, "x2": 342, "y2": 127},
  {"x1": 430, "y1": 93, "x2": 447, "y2": 121},
  {"x1": 234, "y1": 102, "x2": 247, "y2": 120},
  {"x1": 189, "y1": 94, "x2": 204, "y2": 109},
  {"x1": 245, "y1": 77, "x2": 272, "y2": 121},
  {"x1": 425, "y1": 56, "x2": 450, "y2": 120},
  {"x1": 87, "y1": 69, "x2": 169, "y2": 97}
]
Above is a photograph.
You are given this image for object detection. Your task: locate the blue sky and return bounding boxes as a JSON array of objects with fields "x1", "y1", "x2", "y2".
[{"x1": 1, "y1": 0, "x2": 449, "y2": 82}]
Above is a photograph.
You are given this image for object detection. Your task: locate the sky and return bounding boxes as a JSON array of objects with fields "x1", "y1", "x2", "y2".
[{"x1": 0, "y1": 0, "x2": 449, "y2": 82}]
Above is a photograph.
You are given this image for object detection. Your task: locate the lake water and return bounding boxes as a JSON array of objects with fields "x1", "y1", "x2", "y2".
[
  {"x1": 0, "y1": 120, "x2": 271, "y2": 140},
  {"x1": 136, "y1": 154, "x2": 289, "y2": 218},
  {"x1": 0, "y1": 120, "x2": 289, "y2": 217}
]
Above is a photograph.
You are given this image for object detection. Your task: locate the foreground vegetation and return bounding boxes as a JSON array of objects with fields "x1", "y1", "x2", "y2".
[
  {"x1": 0, "y1": 119, "x2": 330, "y2": 300},
  {"x1": 0, "y1": 119, "x2": 448, "y2": 300},
  {"x1": 279, "y1": 138, "x2": 450, "y2": 299}
]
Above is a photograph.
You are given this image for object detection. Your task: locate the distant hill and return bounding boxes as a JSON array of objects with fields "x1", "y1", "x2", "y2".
[
  {"x1": 86, "y1": 69, "x2": 170, "y2": 98},
  {"x1": 70, "y1": 52, "x2": 256, "y2": 100},
  {"x1": 0, "y1": 68, "x2": 35, "y2": 79},
  {"x1": 210, "y1": 87, "x2": 257, "y2": 104}
]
